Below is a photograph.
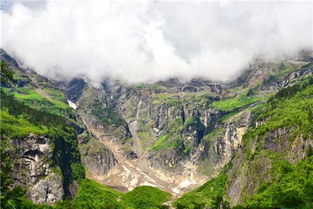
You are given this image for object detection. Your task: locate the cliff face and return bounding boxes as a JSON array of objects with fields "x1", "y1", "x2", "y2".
[
  {"x1": 0, "y1": 49, "x2": 85, "y2": 206},
  {"x1": 11, "y1": 134, "x2": 63, "y2": 204},
  {"x1": 63, "y1": 53, "x2": 312, "y2": 196},
  {"x1": 1, "y1": 47, "x2": 312, "y2": 208},
  {"x1": 225, "y1": 79, "x2": 313, "y2": 207},
  {"x1": 174, "y1": 73, "x2": 313, "y2": 209}
]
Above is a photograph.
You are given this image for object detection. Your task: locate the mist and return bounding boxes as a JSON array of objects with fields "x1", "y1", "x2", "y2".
[{"x1": 1, "y1": 0, "x2": 312, "y2": 84}]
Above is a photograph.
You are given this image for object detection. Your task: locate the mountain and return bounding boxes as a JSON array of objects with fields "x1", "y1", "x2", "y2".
[{"x1": 0, "y1": 48, "x2": 312, "y2": 209}]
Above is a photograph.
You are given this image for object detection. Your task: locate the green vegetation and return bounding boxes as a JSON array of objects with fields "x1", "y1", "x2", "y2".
[
  {"x1": 269, "y1": 76, "x2": 313, "y2": 101},
  {"x1": 151, "y1": 119, "x2": 185, "y2": 152},
  {"x1": 1, "y1": 58, "x2": 312, "y2": 209},
  {"x1": 168, "y1": 118, "x2": 183, "y2": 134},
  {"x1": 138, "y1": 131, "x2": 153, "y2": 149},
  {"x1": 151, "y1": 84, "x2": 167, "y2": 91},
  {"x1": 152, "y1": 92, "x2": 216, "y2": 108},
  {"x1": 234, "y1": 77, "x2": 313, "y2": 208},
  {"x1": 183, "y1": 117, "x2": 200, "y2": 129},
  {"x1": 271, "y1": 63, "x2": 295, "y2": 79},
  {"x1": 244, "y1": 78, "x2": 313, "y2": 145},
  {"x1": 211, "y1": 91, "x2": 261, "y2": 112},
  {"x1": 154, "y1": 93, "x2": 169, "y2": 100},
  {"x1": 218, "y1": 111, "x2": 239, "y2": 123},
  {"x1": 203, "y1": 129, "x2": 223, "y2": 143},
  {"x1": 152, "y1": 94, "x2": 182, "y2": 107},
  {"x1": 1, "y1": 85, "x2": 84, "y2": 208},
  {"x1": 261, "y1": 63, "x2": 297, "y2": 87},
  {"x1": 11, "y1": 88, "x2": 73, "y2": 117},
  {"x1": 175, "y1": 77, "x2": 313, "y2": 209},
  {"x1": 0, "y1": 110, "x2": 49, "y2": 138},
  {"x1": 151, "y1": 116, "x2": 205, "y2": 155},
  {"x1": 195, "y1": 94, "x2": 212, "y2": 108},
  {"x1": 236, "y1": 156, "x2": 313, "y2": 209},
  {"x1": 92, "y1": 102, "x2": 127, "y2": 127},
  {"x1": 132, "y1": 83, "x2": 166, "y2": 91},
  {"x1": 152, "y1": 94, "x2": 171, "y2": 105},
  {"x1": 71, "y1": 179, "x2": 122, "y2": 209},
  {"x1": 58, "y1": 180, "x2": 171, "y2": 209},
  {"x1": 183, "y1": 117, "x2": 205, "y2": 137},
  {"x1": 152, "y1": 135, "x2": 170, "y2": 151},
  {"x1": 1, "y1": 84, "x2": 171, "y2": 209},
  {"x1": 167, "y1": 98, "x2": 181, "y2": 106},
  {"x1": 174, "y1": 173, "x2": 227, "y2": 209},
  {"x1": 0, "y1": 61, "x2": 15, "y2": 85},
  {"x1": 122, "y1": 186, "x2": 171, "y2": 209}
]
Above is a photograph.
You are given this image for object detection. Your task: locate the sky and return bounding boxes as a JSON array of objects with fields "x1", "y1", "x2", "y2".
[{"x1": 0, "y1": 0, "x2": 312, "y2": 84}]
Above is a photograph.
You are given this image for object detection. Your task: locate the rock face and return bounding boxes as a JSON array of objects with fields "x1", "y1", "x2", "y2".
[
  {"x1": 226, "y1": 127, "x2": 313, "y2": 207},
  {"x1": 65, "y1": 56, "x2": 312, "y2": 196},
  {"x1": 76, "y1": 85, "x2": 131, "y2": 142},
  {"x1": 66, "y1": 78, "x2": 86, "y2": 102},
  {"x1": 66, "y1": 77, "x2": 255, "y2": 194},
  {"x1": 28, "y1": 173, "x2": 63, "y2": 204},
  {"x1": 12, "y1": 135, "x2": 51, "y2": 184},
  {"x1": 0, "y1": 50, "x2": 85, "y2": 205},
  {"x1": 2, "y1": 48, "x2": 312, "y2": 206},
  {"x1": 79, "y1": 137, "x2": 117, "y2": 176},
  {"x1": 11, "y1": 134, "x2": 64, "y2": 204}
]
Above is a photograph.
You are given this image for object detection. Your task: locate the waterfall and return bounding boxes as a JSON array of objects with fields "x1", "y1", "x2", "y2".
[{"x1": 136, "y1": 97, "x2": 142, "y2": 119}]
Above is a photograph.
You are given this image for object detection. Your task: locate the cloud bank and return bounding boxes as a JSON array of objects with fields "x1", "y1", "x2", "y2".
[{"x1": 1, "y1": 0, "x2": 312, "y2": 83}]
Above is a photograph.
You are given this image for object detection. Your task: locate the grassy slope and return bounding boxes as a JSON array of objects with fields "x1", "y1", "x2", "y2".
[
  {"x1": 1, "y1": 61, "x2": 171, "y2": 209},
  {"x1": 5, "y1": 87, "x2": 74, "y2": 117},
  {"x1": 2, "y1": 59, "x2": 312, "y2": 208},
  {"x1": 174, "y1": 173, "x2": 227, "y2": 209},
  {"x1": 235, "y1": 78, "x2": 313, "y2": 209},
  {"x1": 57, "y1": 179, "x2": 171, "y2": 209},
  {"x1": 211, "y1": 90, "x2": 261, "y2": 112},
  {"x1": 0, "y1": 110, "x2": 49, "y2": 138},
  {"x1": 174, "y1": 77, "x2": 313, "y2": 209},
  {"x1": 1, "y1": 62, "x2": 84, "y2": 209}
]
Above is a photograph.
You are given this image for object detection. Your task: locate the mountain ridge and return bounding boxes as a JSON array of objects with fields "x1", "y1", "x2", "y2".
[{"x1": 1, "y1": 48, "x2": 312, "y2": 208}]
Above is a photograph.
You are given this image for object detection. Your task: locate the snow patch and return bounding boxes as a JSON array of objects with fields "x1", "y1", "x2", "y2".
[
  {"x1": 178, "y1": 179, "x2": 195, "y2": 188},
  {"x1": 140, "y1": 182, "x2": 157, "y2": 187},
  {"x1": 67, "y1": 100, "x2": 77, "y2": 109}
]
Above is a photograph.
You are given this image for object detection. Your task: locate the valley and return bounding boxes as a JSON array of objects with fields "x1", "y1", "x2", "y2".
[{"x1": 1, "y1": 48, "x2": 312, "y2": 209}]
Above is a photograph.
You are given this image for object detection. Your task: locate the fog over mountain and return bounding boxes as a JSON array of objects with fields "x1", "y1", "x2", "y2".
[{"x1": 1, "y1": 0, "x2": 312, "y2": 83}]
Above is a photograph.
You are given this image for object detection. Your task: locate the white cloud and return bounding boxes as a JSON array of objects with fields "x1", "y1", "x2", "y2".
[{"x1": 1, "y1": 0, "x2": 312, "y2": 84}]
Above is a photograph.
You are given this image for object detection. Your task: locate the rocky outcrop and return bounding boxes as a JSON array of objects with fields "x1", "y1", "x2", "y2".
[
  {"x1": 11, "y1": 134, "x2": 64, "y2": 204},
  {"x1": 197, "y1": 111, "x2": 251, "y2": 176},
  {"x1": 66, "y1": 78, "x2": 86, "y2": 102},
  {"x1": 62, "y1": 53, "x2": 312, "y2": 198},
  {"x1": 68, "y1": 75, "x2": 251, "y2": 178},
  {"x1": 27, "y1": 173, "x2": 63, "y2": 204},
  {"x1": 12, "y1": 134, "x2": 51, "y2": 185},
  {"x1": 76, "y1": 85, "x2": 131, "y2": 142},
  {"x1": 79, "y1": 137, "x2": 117, "y2": 176},
  {"x1": 225, "y1": 117, "x2": 313, "y2": 206}
]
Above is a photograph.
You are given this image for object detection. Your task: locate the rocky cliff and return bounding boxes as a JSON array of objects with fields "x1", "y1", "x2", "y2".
[
  {"x1": 0, "y1": 50, "x2": 85, "y2": 207},
  {"x1": 63, "y1": 52, "x2": 312, "y2": 197},
  {"x1": 1, "y1": 48, "x2": 312, "y2": 208},
  {"x1": 174, "y1": 71, "x2": 313, "y2": 209}
]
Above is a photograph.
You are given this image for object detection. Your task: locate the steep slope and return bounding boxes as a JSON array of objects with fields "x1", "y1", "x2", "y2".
[
  {"x1": 1, "y1": 48, "x2": 312, "y2": 209},
  {"x1": 64, "y1": 54, "x2": 312, "y2": 197},
  {"x1": 0, "y1": 50, "x2": 173, "y2": 209},
  {"x1": 0, "y1": 53, "x2": 85, "y2": 207},
  {"x1": 174, "y1": 77, "x2": 313, "y2": 209}
]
